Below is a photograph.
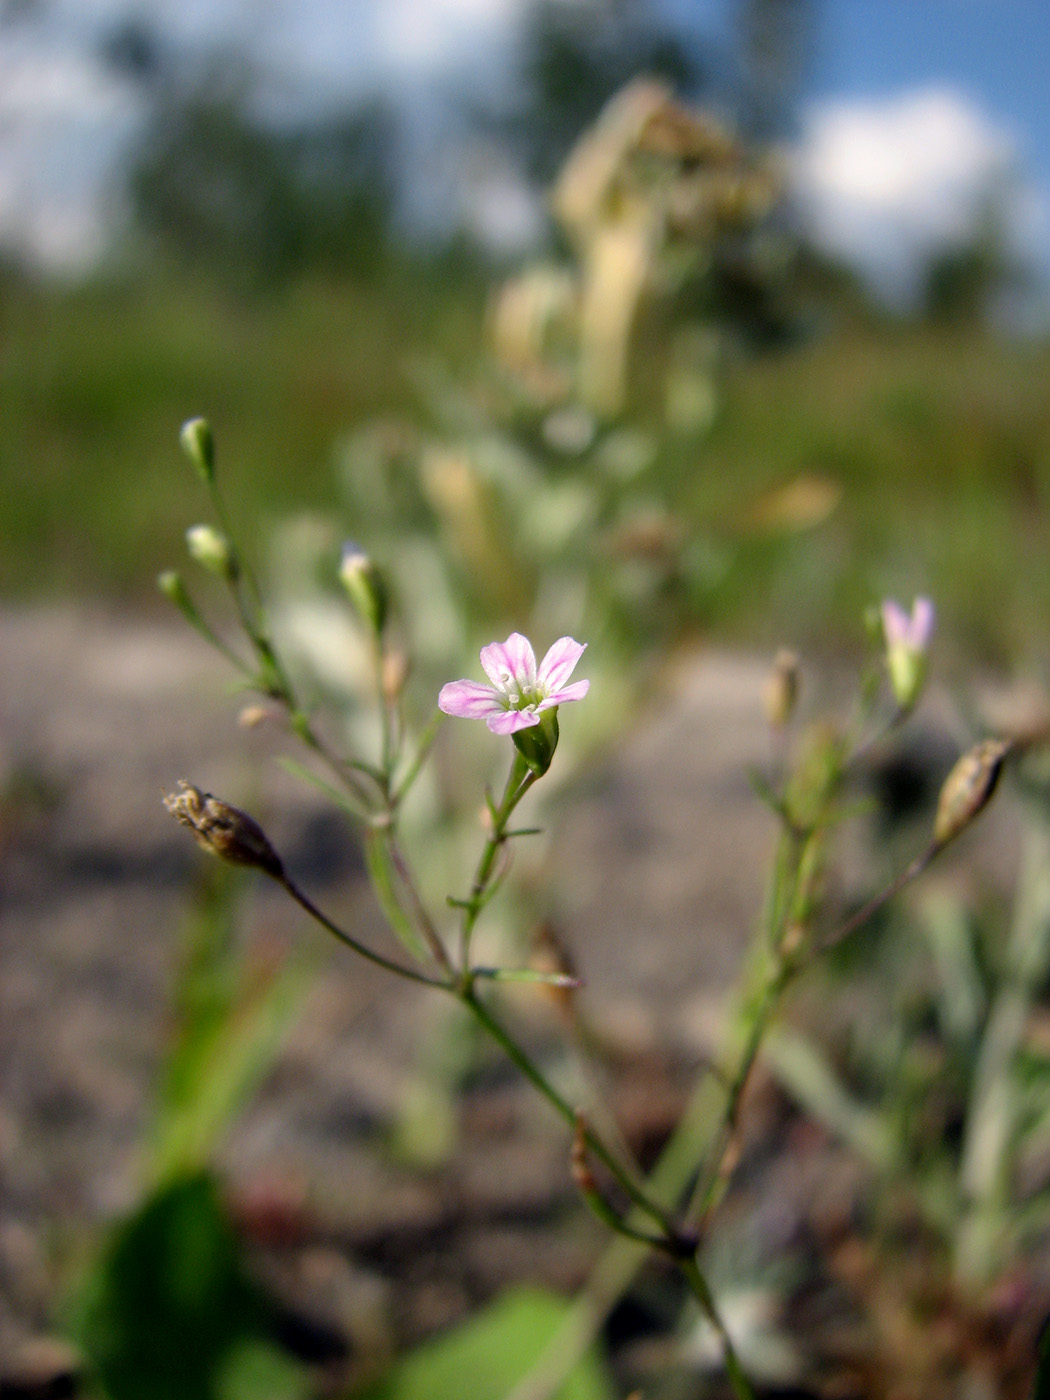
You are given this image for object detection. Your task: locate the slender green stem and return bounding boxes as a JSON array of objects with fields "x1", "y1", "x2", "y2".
[
  {"x1": 392, "y1": 708, "x2": 445, "y2": 806},
  {"x1": 373, "y1": 633, "x2": 395, "y2": 785},
  {"x1": 382, "y1": 828, "x2": 455, "y2": 977},
  {"x1": 459, "y1": 751, "x2": 535, "y2": 967},
  {"x1": 677, "y1": 1256, "x2": 757, "y2": 1400},
  {"x1": 818, "y1": 843, "x2": 936, "y2": 954},
  {"x1": 461, "y1": 985, "x2": 676, "y2": 1236},
  {"x1": 280, "y1": 871, "x2": 448, "y2": 989}
]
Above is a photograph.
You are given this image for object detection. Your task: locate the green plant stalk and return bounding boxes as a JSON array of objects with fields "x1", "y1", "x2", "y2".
[
  {"x1": 279, "y1": 870, "x2": 447, "y2": 988},
  {"x1": 677, "y1": 1255, "x2": 757, "y2": 1400},
  {"x1": 373, "y1": 632, "x2": 396, "y2": 786},
  {"x1": 458, "y1": 750, "x2": 536, "y2": 968},
  {"x1": 460, "y1": 984, "x2": 677, "y2": 1237},
  {"x1": 506, "y1": 824, "x2": 951, "y2": 1400},
  {"x1": 955, "y1": 818, "x2": 1050, "y2": 1287},
  {"x1": 392, "y1": 708, "x2": 445, "y2": 806}
]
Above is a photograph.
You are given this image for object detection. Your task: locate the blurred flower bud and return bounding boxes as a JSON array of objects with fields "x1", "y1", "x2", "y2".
[
  {"x1": 338, "y1": 542, "x2": 388, "y2": 635},
  {"x1": 180, "y1": 417, "x2": 215, "y2": 484},
  {"x1": 157, "y1": 569, "x2": 192, "y2": 611},
  {"x1": 763, "y1": 649, "x2": 800, "y2": 729},
  {"x1": 933, "y1": 739, "x2": 1010, "y2": 848},
  {"x1": 164, "y1": 780, "x2": 284, "y2": 878},
  {"x1": 237, "y1": 704, "x2": 271, "y2": 729},
  {"x1": 381, "y1": 648, "x2": 409, "y2": 705},
  {"x1": 185, "y1": 524, "x2": 237, "y2": 580},
  {"x1": 881, "y1": 596, "x2": 935, "y2": 710}
]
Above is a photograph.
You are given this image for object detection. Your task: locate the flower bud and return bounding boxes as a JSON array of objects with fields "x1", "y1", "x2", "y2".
[
  {"x1": 185, "y1": 524, "x2": 237, "y2": 581},
  {"x1": 180, "y1": 417, "x2": 215, "y2": 484},
  {"x1": 763, "y1": 648, "x2": 799, "y2": 729},
  {"x1": 237, "y1": 704, "x2": 272, "y2": 729},
  {"x1": 338, "y1": 542, "x2": 387, "y2": 635},
  {"x1": 158, "y1": 569, "x2": 191, "y2": 610},
  {"x1": 933, "y1": 739, "x2": 1010, "y2": 848},
  {"x1": 381, "y1": 648, "x2": 409, "y2": 705},
  {"x1": 164, "y1": 780, "x2": 284, "y2": 878},
  {"x1": 881, "y1": 597, "x2": 935, "y2": 711}
]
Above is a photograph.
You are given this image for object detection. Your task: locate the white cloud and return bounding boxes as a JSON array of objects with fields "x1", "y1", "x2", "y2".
[
  {"x1": 791, "y1": 87, "x2": 1037, "y2": 306},
  {"x1": 0, "y1": 37, "x2": 142, "y2": 272},
  {"x1": 373, "y1": 0, "x2": 523, "y2": 74}
]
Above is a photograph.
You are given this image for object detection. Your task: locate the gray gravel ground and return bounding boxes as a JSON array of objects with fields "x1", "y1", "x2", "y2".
[{"x1": 0, "y1": 606, "x2": 1023, "y2": 1391}]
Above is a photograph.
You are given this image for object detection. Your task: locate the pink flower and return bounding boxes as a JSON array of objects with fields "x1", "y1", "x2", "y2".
[
  {"x1": 439, "y1": 633, "x2": 589, "y2": 735},
  {"x1": 881, "y1": 596, "x2": 935, "y2": 709},
  {"x1": 881, "y1": 596, "x2": 935, "y2": 654}
]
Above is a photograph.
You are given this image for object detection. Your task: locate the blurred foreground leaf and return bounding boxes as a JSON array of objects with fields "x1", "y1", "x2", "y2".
[
  {"x1": 71, "y1": 1172, "x2": 309, "y2": 1400},
  {"x1": 148, "y1": 864, "x2": 312, "y2": 1185},
  {"x1": 352, "y1": 1286, "x2": 614, "y2": 1400}
]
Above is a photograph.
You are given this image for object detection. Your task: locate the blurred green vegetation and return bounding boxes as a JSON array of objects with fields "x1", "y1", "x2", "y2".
[
  {"x1": 0, "y1": 262, "x2": 486, "y2": 600},
  {"x1": 4, "y1": 261, "x2": 1048, "y2": 664}
]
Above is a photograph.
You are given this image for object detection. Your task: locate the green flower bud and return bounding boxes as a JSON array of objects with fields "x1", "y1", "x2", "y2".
[
  {"x1": 180, "y1": 417, "x2": 215, "y2": 483},
  {"x1": 185, "y1": 524, "x2": 237, "y2": 581},
  {"x1": 338, "y1": 542, "x2": 387, "y2": 634},
  {"x1": 512, "y1": 707, "x2": 559, "y2": 776}
]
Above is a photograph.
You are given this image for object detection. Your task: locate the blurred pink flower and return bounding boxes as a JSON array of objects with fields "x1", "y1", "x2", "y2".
[
  {"x1": 439, "y1": 632, "x2": 589, "y2": 735},
  {"x1": 881, "y1": 596, "x2": 935, "y2": 709},
  {"x1": 881, "y1": 596, "x2": 935, "y2": 653}
]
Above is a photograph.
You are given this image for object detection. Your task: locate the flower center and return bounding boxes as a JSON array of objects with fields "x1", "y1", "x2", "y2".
[{"x1": 499, "y1": 675, "x2": 543, "y2": 710}]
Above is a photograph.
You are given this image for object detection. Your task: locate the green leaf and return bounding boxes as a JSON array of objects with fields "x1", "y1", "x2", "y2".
[
  {"x1": 70, "y1": 1173, "x2": 309, "y2": 1400},
  {"x1": 352, "y1": 1287, "x2": 614, "y2": 1400}
]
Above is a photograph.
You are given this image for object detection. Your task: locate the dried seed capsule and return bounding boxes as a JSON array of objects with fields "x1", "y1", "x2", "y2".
[
  {"x1": 933, "y1": 739, "x2": 1010, "y2": 848},
  {"x1": 164, "y1": 780, "x2": 284, "y2": 879},
  {"x1": 763, "y1": 648, "x2": 800, "y2": 729}
]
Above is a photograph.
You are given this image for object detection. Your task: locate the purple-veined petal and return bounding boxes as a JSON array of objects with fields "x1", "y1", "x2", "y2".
[
  {"x1": 487, "y1": 707, "x2": 541, "y2": 734},
  {"x1": 537, "y1": 637, "x2": 586, "y2": 692},
  {"x1": 438, "y1": 679, "x2": 504, "y2": 719},
  {"x1": 546, "y1": 679, "x2": 590, "y2": 705},
  {"x1": 481, "y1": 632, "x2": 537, "y2": 692}
]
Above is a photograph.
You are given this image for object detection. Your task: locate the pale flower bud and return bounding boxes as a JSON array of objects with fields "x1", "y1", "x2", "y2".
[
  {"x1": 164, "y1": 780, "x2": 284, "y2": 878},
  {"x1": 933, "y1": 739, "x2": 1010, "y2": 848},
  {"x1": 185, "y1": 524, "x2": 237, "y2": 580},
  {"x1": 338, "y1": 542, "x2": 388, "y2": 634},
  {"x1": 381, "y1": 648, "x2": 409, "y2": 704},
  {"x1": 180, "y1": 417, "x2": 215, "y2": 483},
  {"x1": 881, "y1": 597, "x2": 935, "y2": 711},
  {"x1": 237, "y1": 704, "x2": 272, "y2": 729},
  {"x1": 763, "y1": 648, "x2": 799, "y2": 729}
]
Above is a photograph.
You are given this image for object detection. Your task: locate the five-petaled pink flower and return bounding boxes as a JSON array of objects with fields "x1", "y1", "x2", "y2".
[{"x1": 439, "y1": 633, "x2": 589, "y2": 734}]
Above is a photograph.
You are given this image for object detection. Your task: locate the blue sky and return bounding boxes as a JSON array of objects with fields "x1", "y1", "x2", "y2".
[
  {"x1": 0, "y1": 0, "x2": 1046, "y2": 312},
  {"x1": 811, "y1": 0, "x2": 1050, "y2": 185}
]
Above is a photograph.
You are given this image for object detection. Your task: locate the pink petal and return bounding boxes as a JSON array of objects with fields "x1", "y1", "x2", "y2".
[
  {"x1": 487, "y1": 708, "x2": 541, "y2": 734},
  {"x1": 481, "y1": 633, "x2": 537, "y2": 691},
  {"x1": 911, "y1": 596, "x2": 935, "y2": 648},
  {"x1": 545, "y1": 679, "x2": 590, "y2": 706},
  {"x1": 438, "y1": 679, "x2": 504, "y2": 719},
  {"x1": 880, "y1": 600, "x2": 910, "y2": 649},
  {"x1": 537, "y1": 637, "x2": 586, "y2": 692}
]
